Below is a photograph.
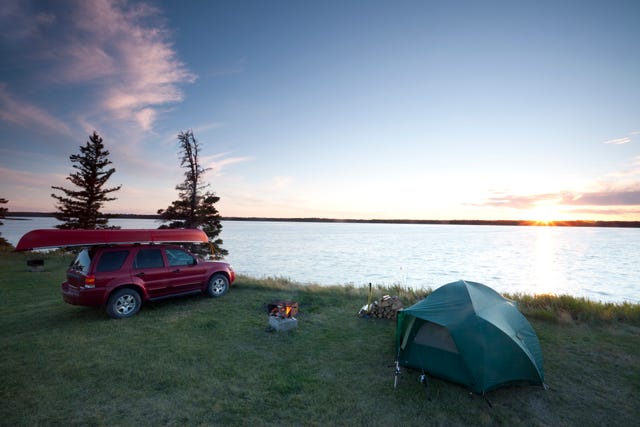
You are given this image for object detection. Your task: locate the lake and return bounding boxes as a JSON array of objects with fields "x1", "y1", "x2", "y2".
[{"x1": 3, "y1": 217, "x2": 639, "y2": 304}]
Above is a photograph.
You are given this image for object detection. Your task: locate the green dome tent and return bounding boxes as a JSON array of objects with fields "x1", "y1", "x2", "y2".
[{"x1": 396, "y1": 280, "x2": 544, "y2": 394}]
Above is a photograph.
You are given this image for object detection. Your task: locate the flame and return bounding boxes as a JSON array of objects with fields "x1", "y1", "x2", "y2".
[{"x1": 269, "y1": 301, "x2": 298, "y2": 318}]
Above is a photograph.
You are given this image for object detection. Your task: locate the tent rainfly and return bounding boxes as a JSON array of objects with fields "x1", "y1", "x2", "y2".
[{"x1": 396, "y1": 280, "x2": 545, "y2": 394}]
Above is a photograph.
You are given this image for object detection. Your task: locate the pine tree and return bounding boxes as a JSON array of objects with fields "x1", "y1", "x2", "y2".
[
  {"x1": 51, "y1": 131, "x2": 122, "y2": 229},
  {"x1": 0, "y1": 197, "x2": 10, "y2": 247},
  {"x1": 158, "y1": 130, "x2": 228, "y2": 259}
]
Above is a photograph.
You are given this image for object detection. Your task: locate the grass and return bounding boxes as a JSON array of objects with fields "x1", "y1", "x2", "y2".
[
  {"x1": 509, "y1": 292, "x2": 640, "y2": 325},
  {"x1": 1, "y1": 249, "x2": 639, "y2": 426}
]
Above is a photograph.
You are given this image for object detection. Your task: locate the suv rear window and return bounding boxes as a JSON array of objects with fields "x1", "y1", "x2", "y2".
[
  {"x1": 69, "y1": 249, "x2": 92, "y2": 274},
  {"x1": 96, "y1": 250, "x2": 130, "y2": 272}
]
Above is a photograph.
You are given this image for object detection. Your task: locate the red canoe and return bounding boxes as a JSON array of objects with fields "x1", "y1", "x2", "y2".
[{"x1": 15, "y1": 229, "x2": 209, "y2": 251}]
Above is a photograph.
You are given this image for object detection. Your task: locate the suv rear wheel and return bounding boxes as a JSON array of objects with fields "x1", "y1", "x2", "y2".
[
  {"x1": 206, "y1": 273, "x2": 229, "y2": 297},
  {"x1": 107, "y1": 288, "x2": 141, "y2": 319}
]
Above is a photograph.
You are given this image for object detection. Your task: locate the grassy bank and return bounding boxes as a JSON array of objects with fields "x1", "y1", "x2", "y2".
[{"x1": 1, "y1": 250, "x2": 639, "y2": 426}]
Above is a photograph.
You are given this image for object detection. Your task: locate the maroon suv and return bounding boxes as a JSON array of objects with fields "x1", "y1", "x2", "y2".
[{"x1": 62, "y1": 244, "x2": 235, "y2": 319}]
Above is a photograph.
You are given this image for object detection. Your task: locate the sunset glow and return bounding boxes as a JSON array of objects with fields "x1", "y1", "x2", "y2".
[
  {"x1": 0, "y1": 1, "x2": 638, "y2": 221},
  {"x1": 528, "y1": 204, "x2": 563, "y2": 226}
]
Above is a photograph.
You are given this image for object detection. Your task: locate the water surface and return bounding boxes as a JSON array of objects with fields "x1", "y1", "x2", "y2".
[{"x1": 3, "y1": 217, "x2": 638, "y2": 303}]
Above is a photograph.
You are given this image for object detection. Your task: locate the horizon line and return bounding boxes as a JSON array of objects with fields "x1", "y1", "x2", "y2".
[{"x1": 5, "y1": 211, "x2": 640, "y2": 228}]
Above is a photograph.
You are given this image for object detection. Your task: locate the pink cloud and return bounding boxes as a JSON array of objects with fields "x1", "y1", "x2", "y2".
[
  {"x1": 0, "y1": 85, "x2": 73, "y2": 136},
  {"x1": 3, "y1": 0, "x2": 196, "y2": 132},
  {"x1": 604, "y1": 137, "x2": 631, "y2": 145},
  {"x1": 474, "y1": 192, "x2": 561, "y2": 210},
  {"x1": 478, "y1": 187, "x2": 640, "y2": 210},
  {"x1": 566, "y1": 189, "x2": 640, "y2": 206},
  {"x1": 604, "y1": 131, "x2": 639, "y2": 145},
  {"x1": 70, "y1": 0, "x2": 196, "y2": 130},
  {"x1": 201, "y1": 154, "x2": 253, "y2": 176},
  {"x1": 0, "y1": 166, "x2": 63, "y2": 189}
]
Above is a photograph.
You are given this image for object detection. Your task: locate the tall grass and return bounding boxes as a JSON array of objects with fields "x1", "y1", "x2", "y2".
[
  {"x1": 507, "y1": 292, "x2": 640, "y2": 325},
  {"x1": 352, "y1": 280, "x2": 640, "y2": 327}
]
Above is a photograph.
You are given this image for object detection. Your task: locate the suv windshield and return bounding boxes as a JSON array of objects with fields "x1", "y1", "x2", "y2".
[{"x1": 69, "y1": 249, "x2": 92, "y2": 274}]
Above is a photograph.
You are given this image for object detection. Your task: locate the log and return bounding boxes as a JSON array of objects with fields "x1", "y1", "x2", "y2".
[{"x1": 358, "y1": 295, "x2": 403, "y2": 319}]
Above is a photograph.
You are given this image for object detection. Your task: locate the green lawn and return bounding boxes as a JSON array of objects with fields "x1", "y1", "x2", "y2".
[{"x1": 1, "y1": 250, "x2": 639, "y2": 426}]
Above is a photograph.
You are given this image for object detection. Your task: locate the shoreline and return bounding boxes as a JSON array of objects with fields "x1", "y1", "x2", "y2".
[{"x1": 6, "y1": 211, "x2": 640, "y2": 228}]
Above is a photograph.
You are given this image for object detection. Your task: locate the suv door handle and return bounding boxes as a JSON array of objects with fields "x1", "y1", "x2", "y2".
[
  {"x1": 135, "y1": 272, "x2": 145, "y2": 277},
  {"x1": 172, "y1": 269, "x2": 181, "y2": 273}
]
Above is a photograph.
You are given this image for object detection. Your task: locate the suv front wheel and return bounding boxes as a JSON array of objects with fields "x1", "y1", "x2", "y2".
[
  {"x1": 107, "y1": 288, "x2": 141, "y2": 319},
  {"x1": 206, "y1": 273, "x2": 229, "y2": 297}
]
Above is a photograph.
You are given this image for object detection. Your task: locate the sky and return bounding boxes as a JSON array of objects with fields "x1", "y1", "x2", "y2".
[{"x1": 1, "y1": 0, "x2": 639, "y2": 222}]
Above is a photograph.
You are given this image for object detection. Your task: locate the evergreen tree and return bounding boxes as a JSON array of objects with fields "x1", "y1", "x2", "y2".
[
  {"x1": 158, "y1": 130, "x2": 228, "y2": 259},
  {"x1": 51, "y1": 131, "x2": 122, "y2": 229},
  {"x1": 0, "y1": 197, "x2": 10, "y2": 247}
]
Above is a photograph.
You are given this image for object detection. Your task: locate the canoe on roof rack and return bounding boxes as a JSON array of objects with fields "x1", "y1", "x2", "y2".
[{"x1": 15, "y1": 229, "x2": 209, "y2": 251}]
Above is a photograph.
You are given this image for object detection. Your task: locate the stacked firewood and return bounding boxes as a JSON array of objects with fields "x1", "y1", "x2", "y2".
[{"x1": 358, "y1": 295, "x2": 403, "y2": 319}]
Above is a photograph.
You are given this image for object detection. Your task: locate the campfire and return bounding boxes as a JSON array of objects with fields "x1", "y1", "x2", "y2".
[{"x1": 267, "y1": 300, "x2": 299, "y2": 332}]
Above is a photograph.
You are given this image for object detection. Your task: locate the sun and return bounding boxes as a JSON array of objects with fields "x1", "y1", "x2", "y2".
[{"x1": 528, "y1": 204, "x2": 559, "y2": 225}]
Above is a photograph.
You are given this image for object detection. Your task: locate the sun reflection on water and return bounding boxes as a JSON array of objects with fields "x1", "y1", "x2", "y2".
[{"x1": 532, "y1": 227, "x2": 562, "y2": 296}]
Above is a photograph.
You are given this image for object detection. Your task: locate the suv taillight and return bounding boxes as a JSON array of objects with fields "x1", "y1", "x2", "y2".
[{"x1": 84, "y1": 276, "x2": 96, "y2": 288}]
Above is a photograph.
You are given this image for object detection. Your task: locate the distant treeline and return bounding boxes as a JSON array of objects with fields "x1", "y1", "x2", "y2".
[
  {"x1": 223, "y1": 217, "x2": 640, "y2": 228},
  {"x1": 8, "y1": 212, "x2": 161, "y2": 220},
  {"x1": 7, "y1": 212, "x2": 640, "y2": 228}
]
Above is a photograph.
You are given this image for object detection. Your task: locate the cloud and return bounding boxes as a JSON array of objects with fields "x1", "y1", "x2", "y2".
[
  {"x1": 478, "y1": 187, "x2": 640, "y2": 211},
  {"x1": 201, "y1": 154, "x2": 252, "y2": 176},
  {"x1": 477, "y1": 155, "x2": 640, "y2": 213},
  {"x1": 566, "y1": 189, "x2": 640, "y2": 206},
  {"x1": 604, "y1": 131, "x2": 639, "y2": 145},
  {"x1": 134, "y1": 108, "x2": 157, "y2": 132},
  {"x1": 604, "y1": 136, "x2": 631, "y2": 145},
  {"x1": 0, "y1": 0, "x2": 56, "y2": 42},
  {"x1": 192, "y1": 122, "x2": 225, "y2": 134},
  {"x1": 564, "y1": 207, "x2": 640, "y2": 217},
  {"x1": 0, "y1": 85, "x2": 73, "y2": 136},
  {"x1": 0, "y1": 166, "x2": 56, "y2": 187},
  {"x1": 474, "y1": 192, "x2": 561, "y2": 210},
  {"x1": 0, "y1": 0, "x2": 195, "y2": 132},
  {"x1": 71, "y1": 0, "x2": 196, "y2": 130}
]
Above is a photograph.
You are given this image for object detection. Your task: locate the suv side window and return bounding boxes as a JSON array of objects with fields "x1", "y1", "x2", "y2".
[
  {"x1": 166, "y1": 248, "x2": 196, "y2": 267},
  {"x1": 96, "y1": 250, "x2": 130, "y2": 272},
  {"x1": 134, "y1": 249, "x2": 165, "y2": 269}
]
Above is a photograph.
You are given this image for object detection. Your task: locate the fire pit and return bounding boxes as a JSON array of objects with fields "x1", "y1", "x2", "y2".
[{"x1": 268, "y1": 300, "x2": 298, "y2": 332}]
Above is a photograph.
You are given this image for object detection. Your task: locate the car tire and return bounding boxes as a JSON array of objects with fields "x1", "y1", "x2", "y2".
[
  {"x1": 206, "y1": 273, "x2": 229, "y2": 297},
  {"x1": 106, "y1": 288, "x2": 141, "y2": 319}
]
